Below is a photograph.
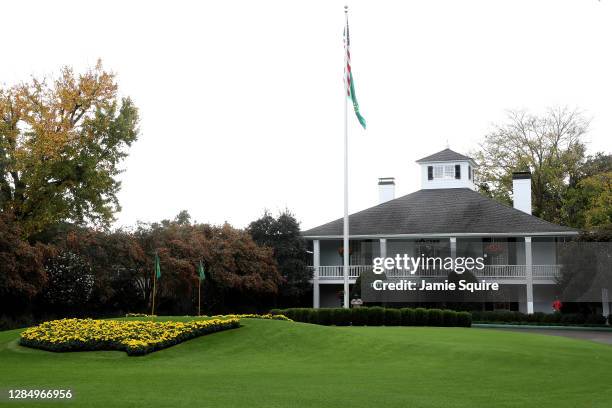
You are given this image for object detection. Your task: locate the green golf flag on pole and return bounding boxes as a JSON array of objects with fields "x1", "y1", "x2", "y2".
[
  {"x1": 344, "y1": 13, "x2": 366, "y2": 129},
  {"x1": 151, "y1": 252, "x2": 161, "y2": 315},
  {"x1": 197, "y1": 260, "x2": 205, "y2": 316},
  {"x1": 154, "y1": 253, "x2": 161, "y2": 279},
  {"x1": 198, "y1": 260, "x2": 205, "y2": 281}
]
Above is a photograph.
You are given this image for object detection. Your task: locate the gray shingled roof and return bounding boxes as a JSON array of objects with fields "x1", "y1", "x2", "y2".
[
  {"x1": 416, "y1": 148, "x2": 473, "y2": 163},
  {"x1": 302, "y1": 188, "x2": 577, "y2": 237}
]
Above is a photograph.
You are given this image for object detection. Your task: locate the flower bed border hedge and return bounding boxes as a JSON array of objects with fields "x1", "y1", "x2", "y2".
[
  {"x1": 270, "y1": 307, "x2": 472, "y2": 327},
  {"x1": 20, "y1": 318, "x2": 240, "y2": 356}
]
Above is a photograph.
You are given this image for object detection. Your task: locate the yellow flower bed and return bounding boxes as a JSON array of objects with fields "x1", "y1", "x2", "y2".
[{"x1": 20, "y1": 318, "x2": 240, "y2": 356}]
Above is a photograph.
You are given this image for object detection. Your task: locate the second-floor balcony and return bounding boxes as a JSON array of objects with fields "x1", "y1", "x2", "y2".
[{"x1": 309, "y1": 264, "x2": 561, "y2": 283}]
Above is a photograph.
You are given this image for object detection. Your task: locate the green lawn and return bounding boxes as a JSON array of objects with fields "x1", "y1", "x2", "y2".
[{"x1": 1, "y1": 317, "x2": 611, "y2": 407}]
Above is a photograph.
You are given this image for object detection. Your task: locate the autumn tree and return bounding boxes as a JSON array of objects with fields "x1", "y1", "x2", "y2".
[
  {"x1": 0, "y1": 212, "x2": 49, "y2": 315},
  {"x1": 58, "y1": 227, "x2": 147, "y2": 314},
  {"x1": 127, "y1": 213, "x2": 281, "y2": 314},
  {"x1": 3, "y1": 210, "x2": 283, "y2": 318},
  {"x1": 474, "y1": 107, "x2": 588, "y2": 223},
  {"x1": 0, "y1": 60, "x2": 138, "y2": 236}
]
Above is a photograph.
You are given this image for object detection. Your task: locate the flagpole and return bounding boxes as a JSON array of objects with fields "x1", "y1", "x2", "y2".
[
  {"x1": 343, "y1": 5, "x2": 350, "y2": 309},
  {"x1": 151, "y1": 267, "x2": 156, "y2": 315},
  {"x1": 198, "y1": 277, "x2": 201, "y2": 316}
]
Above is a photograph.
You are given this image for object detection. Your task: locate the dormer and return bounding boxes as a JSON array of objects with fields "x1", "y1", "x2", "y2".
[{"x1": 416, "y1": 148, "x2": 477, "y2": 190}]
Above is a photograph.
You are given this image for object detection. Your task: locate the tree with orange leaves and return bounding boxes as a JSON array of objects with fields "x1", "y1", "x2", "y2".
[{"x1": 0, "y1": 60, "x2": 138, "y2": 236}]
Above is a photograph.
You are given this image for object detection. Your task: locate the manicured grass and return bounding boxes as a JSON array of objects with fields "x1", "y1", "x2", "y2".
[{"x1": 1, "y1": 317, "x2": 611, "y2": 407}]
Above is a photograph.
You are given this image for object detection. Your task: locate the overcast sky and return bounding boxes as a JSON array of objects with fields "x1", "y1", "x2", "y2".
[{"x1": 3, "y1": 0, "x2": 611, "y2": 230}]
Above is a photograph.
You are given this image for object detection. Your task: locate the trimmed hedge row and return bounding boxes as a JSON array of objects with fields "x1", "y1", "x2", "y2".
[
  {"x1": 207, "y1": 313, "x2": 293, "y2": 321},
  {"x1": 270, "y1": 307, "x2": 472, "y2": 327},
  {"x1": 471, "y1": 310, "x2": 608, "y2": 326}
]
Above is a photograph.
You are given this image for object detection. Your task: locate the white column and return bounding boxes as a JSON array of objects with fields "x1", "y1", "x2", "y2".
[
  {"x1": 313, "y1": 240, "x2": 320, "y2": 309},
  {"x1": 602, "y1": 288, "x2": 610, "y2": 320},
  {"x1": 525, "y1": 237, "x2": 534, "y2": 314},
  {"x1": 379, "y1": 238, "x2": 387, "y2": 259},
  {"x1": 450, "y1": 237, "x2": 457, "y2": 265}
]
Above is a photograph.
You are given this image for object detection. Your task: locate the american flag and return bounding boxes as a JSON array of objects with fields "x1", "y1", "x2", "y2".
[{"x1": 344, "y1": 14, "x2": 366, "y2": 129}]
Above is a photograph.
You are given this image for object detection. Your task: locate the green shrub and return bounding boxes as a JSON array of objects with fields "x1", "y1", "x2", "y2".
[
  {"x1": 472, "y1": 310, "x2": 529, "y2": 324},
  {"x1": 278, "y1": 308, "x2": 293, "y2": 320},
  {"x1": 470, "y1": 310, "x2": 609, "y2": 326},
  {"x1": 414, "y1": 308, "x2": 427, "y2": 326},
  {"x1": 543, "y1": 312, "x2": 562, "y2": 324},
  {"x1": 456, "y1": 312, "x2": 472, "y2": 327},
  {"x1": 608, "y1": 314, "x2": 612, "y2": 326},
  {"x1": 427, "y1": 309, "x2": 443, "y2": 326},
  {"x1": 316, "y1": 309, "x2": 333, "y2": 325},
  {"x1": 384, "y1": 308, "x2": 401, "y2": 326},
  {"x1": 283, "y1": 308, "x2": 297, "y2": 322},
  {"x1": 351, "y1": 307, "x2": 368, "y2": 326},
  {"x1": 585, "y1": 314, "x2": 606, "y2": 325},
  {"x1": 332, "y1": 308, "x2": 352, "y2": 326},
  {"x1": 470, "y1": 310, "x2": 483, "y2": 322},
  {"x1": 304, "y1": 308, "x2": 316, "y2": 323},
  {"x1": 272, "y1": 307, "x2": 472, "y2": 328},
  {"x1": 289, "y1": 308, "x2": 303, "y2": 322},
  {"x1": 494, "y1": 311, "x2": 518, "y2": 323},
  {"x1": 289, "y1": 308, "x2": 310, "y2": 323},
  {"x1": 530, "y1": 312, "x2": 546, "y2": 323},
  {"x1": 561, "y1": 313, "x2": 585, "y2": 325},
  {"x1": 400, "y1": 308, "x2": 416, "y2": 326},
  {"x1": 305, "y1": 309, "x2": 318, "y2": 324},
  {"x1": 367, "y1": 307, "x2": 385, "y2": 326},
  {"x1": 442, "y1": 310, "x2": 457, "y2": 327}
]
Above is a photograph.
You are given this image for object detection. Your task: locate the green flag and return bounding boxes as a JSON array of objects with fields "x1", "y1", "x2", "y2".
[
  {"x1": 198, "y1": 260, "x2": 206, "y2": 281},
  {"x1": 344, "y1": 15, "x2": 366, "y2": 129},
  {"x1": 154, "y1": 253, "x2": 161, "y2": 279}
]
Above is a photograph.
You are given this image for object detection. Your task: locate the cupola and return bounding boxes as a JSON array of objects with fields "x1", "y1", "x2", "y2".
[{"x1": 416, "y1": 148, "x2": 477, "y2": 190}]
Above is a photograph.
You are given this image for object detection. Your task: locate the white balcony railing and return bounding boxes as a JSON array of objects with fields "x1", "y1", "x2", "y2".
[
  {"x1": 532, "y1": 265, "x2": 561, "y2": 279},
  {"x1": 310, "y1": 265, "x2": 561, "y2": 280},
  {"x1": 475, "y1": 265, "x2": 526, "y2": 278}
]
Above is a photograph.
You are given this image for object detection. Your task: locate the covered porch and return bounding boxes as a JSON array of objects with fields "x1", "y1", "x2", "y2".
[{"x1": 310, "y1": 235, "x2": 566, "y2": 313}]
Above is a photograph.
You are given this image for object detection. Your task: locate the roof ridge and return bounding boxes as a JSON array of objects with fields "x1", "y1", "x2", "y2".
[{"x1": 416, "y1": 148, "x2": 473, "y2": 163}]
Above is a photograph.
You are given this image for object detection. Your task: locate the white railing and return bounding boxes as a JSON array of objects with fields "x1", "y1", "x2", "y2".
[
  {"x1": 316, "y1": 265, "x2": 363, "y2": 279},
  {"x1": 475, "y1": 265, "x2": 525, "y2": 278},
  {"x1": 533, "y1": 265, "x2": 561, "y2": 279},
  {"x1": 310, "y1": 265, "x2": 561, "y2": 280}
]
